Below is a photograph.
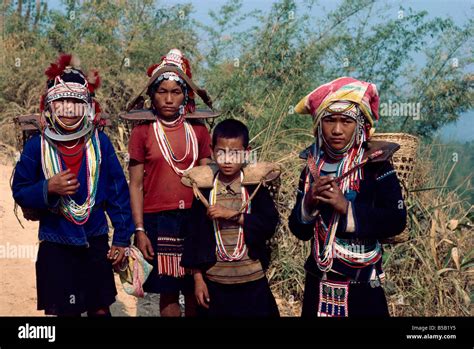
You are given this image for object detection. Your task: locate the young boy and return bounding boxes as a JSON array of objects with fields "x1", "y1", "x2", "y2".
[
  {"x1": 181, "y1": 119, "x2": 280, "y2": 317},
  {"x1": 12, "y1": 54, "x2": 134, "y2": 316}
]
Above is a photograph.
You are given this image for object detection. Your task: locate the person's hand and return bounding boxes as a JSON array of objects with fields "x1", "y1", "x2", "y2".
[
  {"x1": 134, "y1": 231, "x2": 155, "y2": 262},
  {"x1": 315, "y1": 180, "x2": 349, "y2": 215},
  {"x1": 304, "y1": 176, "x2": 334, "y2": 212},
  {"x1": 108, "y1": 245, "x2": 127, "y2": 269},
  {"x1": 207, "y1": 204, "x2": 239, "y2": 221},
  {"x1": 194, "y1": 272, "x2": 210, "y2": 309},
  {"x1": 47, "y1": 169, "x2": 80, "y2": 196}
]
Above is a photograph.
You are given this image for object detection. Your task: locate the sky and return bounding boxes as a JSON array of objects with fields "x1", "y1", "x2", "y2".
[{"x1": 46, "y1": 0, "x2": 473, "y2": 141}]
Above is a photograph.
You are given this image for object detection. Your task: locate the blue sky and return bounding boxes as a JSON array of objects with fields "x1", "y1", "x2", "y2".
[{"x1": 47, "y1": 0, "x2": 473, "y2": 141}]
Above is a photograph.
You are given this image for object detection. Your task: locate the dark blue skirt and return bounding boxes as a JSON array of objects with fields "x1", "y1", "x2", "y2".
[
  {"x1": 36, "y1": 234, "x2": 117, "y2": 316},
  {"x1": 143, "y1": 210, "x2": 194, "y2": 295}
]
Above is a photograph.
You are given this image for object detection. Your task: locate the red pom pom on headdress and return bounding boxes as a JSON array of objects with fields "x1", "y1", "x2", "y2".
[{"x1": 44, "y1": 53, "x2": 73, "y2": 80}]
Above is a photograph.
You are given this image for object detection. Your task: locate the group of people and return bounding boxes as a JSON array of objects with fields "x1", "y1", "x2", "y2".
[{"x1": 12, "y1": 49, "x2": 407, "y2": 317}]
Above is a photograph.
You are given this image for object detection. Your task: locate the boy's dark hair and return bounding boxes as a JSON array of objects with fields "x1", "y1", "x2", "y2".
[{"x1": 212, "y1": 119, "x2": 249, "y2": 148}]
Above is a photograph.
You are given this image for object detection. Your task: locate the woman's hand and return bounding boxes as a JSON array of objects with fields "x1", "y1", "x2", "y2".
[
  {"x1": 315, "y1": 180, "x2": 349, "y2": 215},
  {"x1": 108, "y1": 245, "x2": 127, "y2": 269},
  {"x1": 47, "y1": 169, "x2": 80, "y2": 196},
  {"x1": 134, "y1": 231, "x2": 155, "y2": 262},
  {"x1": 304, "y1": 176, "x2": 334, "y2": 212}
]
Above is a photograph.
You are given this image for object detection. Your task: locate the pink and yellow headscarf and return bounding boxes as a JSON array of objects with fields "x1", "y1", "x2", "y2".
[{"x1": 294, "y1": 77, "x2": 380, "y2": 137}]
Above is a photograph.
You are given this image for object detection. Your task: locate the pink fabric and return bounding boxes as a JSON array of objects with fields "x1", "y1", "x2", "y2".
[{"x1": 305, "y1": 77, "x2": 380, "y2": 125}]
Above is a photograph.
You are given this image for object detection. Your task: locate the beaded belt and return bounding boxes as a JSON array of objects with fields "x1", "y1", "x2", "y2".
[{"x1": 319, "y1": 269, "x2": 384, "y2": 288}]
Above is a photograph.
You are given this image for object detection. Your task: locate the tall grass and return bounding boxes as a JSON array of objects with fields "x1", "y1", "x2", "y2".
[{"x1": 381, "y1": 144, "x2": 473, "y2": 316}]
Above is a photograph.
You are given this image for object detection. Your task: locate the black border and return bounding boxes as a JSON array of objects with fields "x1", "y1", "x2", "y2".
[{"x1": 0, "y1": 316, "x2": 472, "y2": 348}]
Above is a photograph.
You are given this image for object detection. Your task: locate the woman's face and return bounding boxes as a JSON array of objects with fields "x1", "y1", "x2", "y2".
[
  {"x1": 51, "y1": 98, "x2": 87, "y2": 130},
  {"x1": 152, "y1": 79, "x2": 185, "y2": 119},
  {"x1": 321, "y1": 114, "x2": 357, "y2": 150}
]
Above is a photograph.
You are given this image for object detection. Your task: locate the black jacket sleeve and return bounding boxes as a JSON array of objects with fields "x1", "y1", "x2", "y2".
[
  {"x1": 242, "y1": 185, "x2": 279, "y2": 269},
  {"x1": 288, "y1": 167, "x2": 315, "y2": 241},
  {"x1": 351, "y1": 161, "x2": 407, "y2": 239},
  {"x1": 181, "y1": 195, "x2": 216, "y2": 271},
  {"x1": 243, "y1": 185, "x2": 279, "y2": 247}
]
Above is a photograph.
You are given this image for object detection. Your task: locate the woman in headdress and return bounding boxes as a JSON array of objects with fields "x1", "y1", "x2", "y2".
[
  {"x1": 12, "y1": 54, "x2": 134, "y2": 316},
  {"x1": 288, "y1": 77, "x2": 407, "y2": 317},
  {"x1": 128, "y1": 49, "x2": 212, "y2": 317}
]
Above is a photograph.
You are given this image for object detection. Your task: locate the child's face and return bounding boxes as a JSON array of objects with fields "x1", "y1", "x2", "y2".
[{"x1": 212, "y1": 137, "x2": 248, "y2": 178}]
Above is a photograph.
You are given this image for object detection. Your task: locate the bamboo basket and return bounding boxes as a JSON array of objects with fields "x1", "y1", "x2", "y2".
[{"x1": 371, "y1": 133, "x2": 419, "y2": 244}]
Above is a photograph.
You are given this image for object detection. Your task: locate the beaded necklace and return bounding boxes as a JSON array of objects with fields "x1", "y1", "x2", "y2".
[
  {"x1": 209, "y1": 171, "x2": 251, "y2": 261},
  {"x1": 62, "y1": 139, "x2": 80, "y2": 149},
  {"x1": 159, "y1": 114, "x2": 184, "y2": 128},
  {"x1": 41, "y1": 130, "x2": 101, "y2": 225},
  {"x1": 153, "y1": 119, "x2": 198, "y2": 176},
  {"x1": 305, "y1": 124, "x2": 381, "y2": 271}
]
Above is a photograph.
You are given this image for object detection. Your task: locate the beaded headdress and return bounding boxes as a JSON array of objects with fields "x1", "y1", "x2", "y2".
[{"x1": 40, "y1": 54, "x2": 101, "y2": 142}]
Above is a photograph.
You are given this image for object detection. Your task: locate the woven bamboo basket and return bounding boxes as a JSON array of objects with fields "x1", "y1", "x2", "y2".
[{"x1": 371, "y1": 133, "x2": 419, "y2": 244}]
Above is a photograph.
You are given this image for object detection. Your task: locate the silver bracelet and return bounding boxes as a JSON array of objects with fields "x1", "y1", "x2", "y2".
[{"x1": 135, "y1": 227, "x2": 146, "y2": 233}]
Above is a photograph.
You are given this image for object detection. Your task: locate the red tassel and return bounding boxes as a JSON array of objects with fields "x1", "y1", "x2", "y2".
[
  {"x1": 146, "y1": 63, "x2": 160, "y2": 77},
  {"x1": 94, "y1": 100, "x2": 101, "y2": 114},
  {"x1": 157, "y1": 254, "x2": 185, "y2": 277},
  {"x1": 39, "y1": 94, "x2": 46, "y2": 111},
  {"x1": 87, "y1": 70, "x2": 101, "y2": 92},
  {"x1": 181, "y1": 57, "x2": 192, "y2": 79}
]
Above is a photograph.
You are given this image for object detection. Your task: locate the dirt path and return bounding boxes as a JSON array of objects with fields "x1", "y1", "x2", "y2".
[{"x1": 0, "y1": 160, "x2": 43, "y2": 316}]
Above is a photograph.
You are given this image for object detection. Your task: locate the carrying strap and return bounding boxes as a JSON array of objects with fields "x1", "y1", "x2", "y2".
[
  {"x1": 188, "y1": 168, "x2": 278, "y2": 215},
  {"x1": 300, "y1": 140, "x2": 400, "y2": 163}
]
